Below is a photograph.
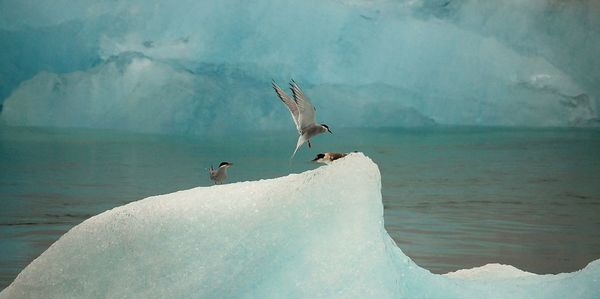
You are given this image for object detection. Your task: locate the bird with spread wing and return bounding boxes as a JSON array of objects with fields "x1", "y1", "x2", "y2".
[{"x1": 272, "y1": 80, "x2": 332, "y2": 159}]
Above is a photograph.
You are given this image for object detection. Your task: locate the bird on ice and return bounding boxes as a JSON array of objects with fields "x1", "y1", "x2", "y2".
[
  {"x1": 271, "y1": 80, "x2": 332, "y2": 158},
  {"x1": 311, "y1": 152, "x2": 349, "y2": 164},
  {"x1": 208, "y1": 162, "x2": 233, "y2": 184}
]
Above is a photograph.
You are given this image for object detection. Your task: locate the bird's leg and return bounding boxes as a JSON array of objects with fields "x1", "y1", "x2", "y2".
[{"x1": 308, "y1": 139, "x2": 312, "y2": 148}]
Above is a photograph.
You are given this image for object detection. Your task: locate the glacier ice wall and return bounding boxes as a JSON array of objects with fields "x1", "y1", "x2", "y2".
[
  {"x1": 1, "y1": 153, "x2": 599, "y2": 298},
  {"x1": 0, "y1": 0, "x2": 599, "y2": 132}
]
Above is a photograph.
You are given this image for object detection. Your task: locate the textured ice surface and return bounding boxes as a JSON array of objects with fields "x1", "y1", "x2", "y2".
[
  {"x1": 1, "y1": 153, "x2": 598, "y2": 298},
  {"x1": 1, "y1": 0, "x2": 599, "y2": 132}
]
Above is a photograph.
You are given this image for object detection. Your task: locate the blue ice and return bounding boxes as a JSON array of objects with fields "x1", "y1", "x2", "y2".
[
  {"x1": 0, "y1": 0, "x2": 598, "y2": 133},
  {"x1": 1, "y1": 154, "x2": 598, "y2": 298}
]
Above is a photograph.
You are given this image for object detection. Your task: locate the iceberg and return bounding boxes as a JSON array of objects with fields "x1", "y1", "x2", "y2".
[
  {"x1": 1, "y1": 153, "x2": 598, "y2": 298},
  {"x1": 1, "y1": 0, "x2": 599, "y2": 132}
]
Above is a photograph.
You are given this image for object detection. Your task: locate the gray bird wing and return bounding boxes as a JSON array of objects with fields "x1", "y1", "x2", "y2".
[
  {"x1": 209, "y1": 167, "x2": 227, "y2": 183},
  {"x1": 289, "y1": 80, "x2": 317, "y2": 131},
  {"x1": 272, "y1": 81, "x2": 301, "y2": 132}
]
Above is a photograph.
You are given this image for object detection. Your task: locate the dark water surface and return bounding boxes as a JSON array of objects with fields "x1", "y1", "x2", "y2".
[{"x1": 1, "y1": 126, "x2": 599, "y2": 288}]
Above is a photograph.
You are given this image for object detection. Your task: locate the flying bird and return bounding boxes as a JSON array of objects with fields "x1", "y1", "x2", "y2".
[
  {"x1": 208, "y1": 162, "x2": 233, "y2": 184},
  {"x1": 272, "y1": 80, "x2": 332, "y2": 158}
]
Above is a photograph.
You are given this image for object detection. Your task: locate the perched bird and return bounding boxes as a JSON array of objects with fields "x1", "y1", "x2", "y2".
[
  {"x1": 208, "y1": 162, "x2": 233, "y2": 184},
  {"x1": 311, "y1": 152, "x2": 348, "y2": 164},
  {"x1": 272, "y1": 80, "x2": 332, "y2": 158}
]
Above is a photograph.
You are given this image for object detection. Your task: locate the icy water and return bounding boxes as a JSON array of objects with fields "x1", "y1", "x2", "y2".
[{"x1": 1, "y1": 126, "x2": 599, "y2": 289}]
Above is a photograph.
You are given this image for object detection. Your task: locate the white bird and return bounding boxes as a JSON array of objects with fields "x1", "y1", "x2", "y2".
[
  {"x1": 208, "y1": 162, "x2": 233, "y2": 184},
  {"x1": 272, "y1": 80, "x2": 332, "y2": 158}
]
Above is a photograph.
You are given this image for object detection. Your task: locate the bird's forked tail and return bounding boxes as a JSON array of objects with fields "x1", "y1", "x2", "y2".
[{"x1": 290, "y1": 135, "x2": 306, "y2": 160}]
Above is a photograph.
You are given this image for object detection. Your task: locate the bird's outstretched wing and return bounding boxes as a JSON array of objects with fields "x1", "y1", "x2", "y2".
[
  {"x1": 272, "y1": 81, "x2": 301, "y2": 132},
  {"x1": 289, "y1": 80, "x2": 316, "y2": 131}
]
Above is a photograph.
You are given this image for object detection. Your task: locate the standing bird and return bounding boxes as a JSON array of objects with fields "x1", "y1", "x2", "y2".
[
  {"x1": 311, "y1": 152, "x2": 348, "y2": 164},
  {"x1": 208, "y1": 162, "x2": 233, "y2": 185},
  {"x1": 272, "y1": 80, "x2": 332, "y2": 158}
]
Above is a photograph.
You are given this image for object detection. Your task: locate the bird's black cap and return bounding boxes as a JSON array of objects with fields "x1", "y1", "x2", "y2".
[
  {"x1": 311, "y1": 153, "x2": 325, "y2": 162},
  {"x1": 219, "y1": 162, "x2": 232, "y2": 167},
  {"x1": 321, "y1": 124, "x2": 332, "y2": 133}
]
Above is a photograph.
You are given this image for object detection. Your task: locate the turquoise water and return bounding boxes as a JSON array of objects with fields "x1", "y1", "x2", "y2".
[{"x1": 1, "y1": 125, "x2": 599, "y2": 288}]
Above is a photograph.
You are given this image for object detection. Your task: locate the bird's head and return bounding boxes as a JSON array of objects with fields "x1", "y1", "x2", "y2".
[
  {"x1": 321, "y1": 124, "x2": 332, "y2": 134},
  {"x1": 311, "y1": 153, "x2": 326, "y2": 163},
  {"x1": 219, "y1": 162, "x2": 233, "y2": 168}
]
